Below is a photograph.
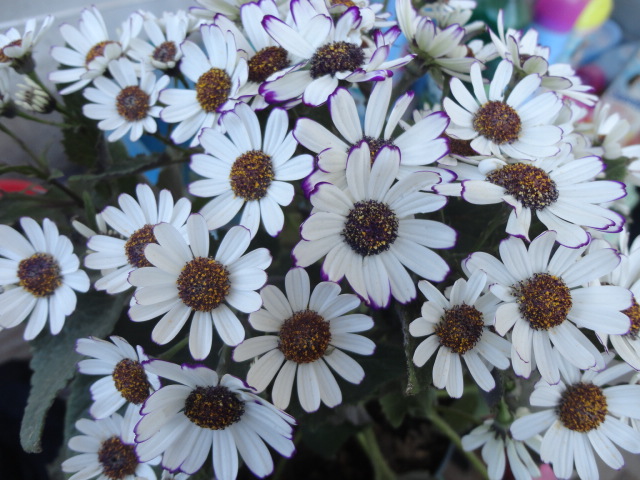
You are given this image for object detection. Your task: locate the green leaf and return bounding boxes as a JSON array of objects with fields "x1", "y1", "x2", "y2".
[
  {"x1": 0, "y1": 165, "x2": 42, "y2": 176},
  {"x1": 379, "y1": 389, "x2": 434, "y2": 429},
  {"x1": 20, "y1": 290, "x2": 126, "y2": 453}
]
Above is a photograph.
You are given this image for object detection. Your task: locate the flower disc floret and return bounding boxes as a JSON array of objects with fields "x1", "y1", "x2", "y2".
[
  {"x1": 152, "y1": 41, "x2": 177, "y2": 64},
  {"x1": 85, "y1": 40, "x2": 117, "y2": 66},
  {"x1": 177, "y1": 257, "x2": 230, "y2": 312},
  {"x1": 97, "y1": 436, "x2": 138, "y2": 480},
  {"x1": 229, "y1": 150, "x2": 275, "y2": 201},
  {"x1": 310, "y1": 41, "x2": 365, "y2": 79},
  {"x1": 195, "y1": 68, "x2": 231, "y2": 113},
  {"x1": 248, "y1": 46, "x2": 290, "y2": 83},
  {"x1": 623, "y1": 296, "x2": 640, "y2": 339},
  {"x1": 278, "y1": 310, "x2": 331, "y2": 363},
  {"x1": 472, "y1": 101, "x2": 522, "y2": 145},
  {"x1": 115, "y1": 86, "x2": 150, "y2": 122},
  {"x1": 557, "y1": 382, "x2": 608, "y2": 432},
  {"x1": 124, "y1": 224, "x2": 157, "y2": 268},
  {"x1": 342, "y1": 200, "x2": 399, "y2": 257},
  {"x1": 363, "y1": 136, "x2": 395, "y2": 163},
  {"x1": 514, "y1": 273, "x2": 572, "y2": 331},
  {"x1": 18, "y1": 253, "x2": 62, "y2": 297},
  {"x1": 434, "y1": 304, "x2": 484, "y2": 354},
  {"x1": 112, "y1": 358, "x2": 152, "y2": 405},
  {"x1": 184, "y1": 385, "x2": 245, "y2": 430},
  {"x1": 487, "y1": 163, "x2": 559, "y2": 211},
  {"x1": 445, "y1": 134, "x2": 477, "y2": 157}
]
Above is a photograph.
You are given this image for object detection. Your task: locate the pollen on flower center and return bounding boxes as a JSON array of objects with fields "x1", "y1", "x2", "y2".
[
  {"x1": 486, "y1": 163, "x2": 559, "y2": 210},
  {"x1": 331, "y1": 0, "x2": 356, "y2": 6},
  {"x1": 125, "y1": 224, "x2": 157, "y2": 268},
  {"x1": 310, "y1": 41, "x2": 365, "y2": 79},
  {"x1": 0, "y1": 39, "x2": 22, "y2": 63},
  {"x1": 85, "y1": 40, "x2": 117, "y2": 66},
  {"x1": 557, "y1": 382, "x2": 608, "y2": 432},
  {"x1": 623, "y1": 296, "x2": 640, "y2": 339},
  {"x1": 195, "y1": 68, "x2": 231, "y2": 113},
  {"x1": 18, "y1": 253, "x2": 62, "y2": 297},
  {"x1": 434, "y1": 304, "x2": 485, "y2": 355},
  {"x1": 444, "y1": 133, "x2": 478, "y2": 157},
  {"x1": 229, "y1": 150, "x2": 274, "y2": 201},
  {"x1": 112, "y1": 358, "x2": 152, "y2": 405},
  {"x1": 152, "y1": 41, "x2": 177, "y2": 63},
  {"x1": 342, "y1": 200, "x2": 399, "y2": 257},
  {"x1": 184, "y1": 385, "x2": 245, "y2": 430},
  {"x1": 278, "y1": 310, "x2": 331, "y2": 363},
  {"x1": 472, "y1": 100, "x2": 522, "y2": 145},
  {"x1": 514, "y1": 273, "x2": 572, "y2": 331},
  {"x1": 177, "y1": 257, "x2": 230, "y2": 312},
  {"x1": 248, "y1": 46, "x2": 290, "y2": 83},
  {"x1": 116, "y1": 86, "x2": 150, "y2": 122},
  {"x1": 97, "y1": 436, "x2": 139, "y2": 480},
  {"x1": 362, "y1": 136, "x2": 395, "y2": 163}
]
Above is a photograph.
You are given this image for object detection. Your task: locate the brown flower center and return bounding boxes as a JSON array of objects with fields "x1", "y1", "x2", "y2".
[
  {"x1": 229, "y1": 150, "x2": 274, "y2": 201},
  {"x1": 444, "y1": 134, "x2": 478, "y2": 157},
  {"x1": 152, "y1": 41, "x2": 178, "y2": 64},
  {"x1": 97, "y1": 437, "x2": 139, "y2": 480},
  {"x1": 557, "y1": 382, "x2": 608, "y2": 432},
  {"x1": 248, "y1": 46, "x2": 290, "y2": 83},
  {"x1": 486, "y1": 163, "x2": 559, "y2": 211},
  {"x1": 472, "y1": 100, "x2": 522, "y2": 145},
  {"x1": 279, "y1": 310, "x2": 331, "y2": 363},
  {"x1": 342, "y1": 200, "x2": 399, "y2": 257},
  {"x1": 124, "y1": 224, "x2": 157, "y2": 268},
  {"x1": 434, "y1": 304, "x2": 485, "y2": 355},
  {"x1": 310, "y1": 41, "x2": 364, "y2": 79},
  {"x1": 514, "y1": 273, "x2": 572, "y2": 330},
  {"x1": 195, "y1": 68, "x2": 231, "y2": 113},
  {"x1": 623, "y1": 296, "x2": 640, "y2": 339},
  {"x1": 18, "y1": 253, "x2": 62, "y2": 297},
  {"x1": 112, "y1": 358, "x2": 152, "y2": 405},
  {"x1": 362, "y1": 136, "x2": 395, "y2": 163},
  {"x1": 0, "y1": 39, "x2": 22, "y2": 63},
  {"x1": 184, "y1": 385, "x2": 245, "y2": 430},
  {"x1": 85, "y1": 40, "x2": 118, "y2": 66},
  {"x1": 115, "y1": 86, "x2": 150, "y2": 122},
  {"x1": 177, "y1": 257, "x2": 230, "y2": 312}
]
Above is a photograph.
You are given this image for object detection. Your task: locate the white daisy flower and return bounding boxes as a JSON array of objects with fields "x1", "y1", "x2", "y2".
[
  {"x1": 128, "y1": 215, "x2": 271, "y2": 360},
  {"x1": 233, "y1": 267, "x2": 375, "y2": 412},
  {"x1": 76, "y1": 335, "x2": 161, "y2": 419},
  {"x1": 410, "y1": 271, "x2": 511, "y2": 398},
  {"x1": 50, "y1": 7, "x2": 136, "y2": 95},
  {"x1": 15, "y1": 75, "x2": 55, "y2": 114},
  {"x1": 261, "y1": 0, "x2": 412, "y2": 107},
  {"x1": 214, "y1": 0, "x2": 293, "y2": 109},
  {"x1": 462, "y1": 416, "x2": 542, "y2": 480},
  {"x1": 190, "y1": 103, "x2": 313, "y2": 238},
  {"x1": 443, "y1": 60, "x2": 563, "y2": 160},
  {"x1": 84, "y1": 184, "x2": 191, "y2": 295},
  {"x1": 293, "y1": 142, "x2": 456, "y2": 308},
  {"x1": 159, "y1": 24, "x2": 248, "y2": 147},
  {"x1": 590, "y1": 232, "x2": 640, "y2": 370},
  {"x1": 576, "y1": 102, "x2": 632, "y2": 161},
  {"x1": 511, "y1": 361, "x2": 640, "y2": 480},
  {"x1": 127, "y1": 11, "x2": 190, "y2": 71},
  {"x1": 465, "y1": 231, "x2": 632, "y2": 384},
  {"x1": 0, "y1": 68, "x2": 12, "y2": 114},
  {"x1": 62, "y1": 406, "x2": 159, "y2": 480},
  {"x1": 395, "y1": 0, "x2": 477, "y2": 83},
  {"x1": 0, "y1": 15, "x2": 54, "y2": 72},
  {"x1": 0, "y1": 217, "x2": 89, "y2": 340},
  {"x1": 448, "y1": 154, "x2": 626, "y2": 248},
  {"x1": 191, "y1": 0, "x2": 288, "y2": 21},
  {"x1": 135, "y1": 361, "x2": 295, "y2": 479},
  {"x1": 294, "y1": 79, "x2": 450, "y2": 191},
  {"x1": 82, "y1": 58, "x2": 169, "y2": 142}
]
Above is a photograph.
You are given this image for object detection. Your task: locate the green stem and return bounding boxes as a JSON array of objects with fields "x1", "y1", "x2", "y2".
[
  {"x1": 26, "y1": 71, "x2": 71, "y2": 116},
  {"x1": 427, "y1": 410, "x2": 489, "y2": 480},
  {"x1": 149, "y1": 131, "x2": 191, "y2": 155},
  {"x1": 158, "y1": 336, "x2": 189, "y2": 360},
  {"x1": 16, "y1": 111, "x2": 75, "y2": 128},
  {"x1": 272, "y1": 431, "x2": 303, "y2": 480},
  {"x1": 356, "y1": 426, "x2": 397, "y2": 480}
]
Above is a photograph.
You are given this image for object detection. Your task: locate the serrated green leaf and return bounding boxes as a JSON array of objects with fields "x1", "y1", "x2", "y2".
[
  {"x1": 379, "y1": 389, "x2": 434, "y2": 429},
  {"x1": 20, "y1": 290, "x2": 126, "y2": 453}
]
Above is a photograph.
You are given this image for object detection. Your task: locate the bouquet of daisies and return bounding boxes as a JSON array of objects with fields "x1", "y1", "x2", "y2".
[{"x1": 2, "y1": 1, "x2": 640, "y2": 479}]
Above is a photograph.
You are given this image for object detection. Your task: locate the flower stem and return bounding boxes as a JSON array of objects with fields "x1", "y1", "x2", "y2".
[
  {"x1": 355, "y1": 426, "x2": 396, "y2": 480},
  {"x1": 158, "y1": 336, "x2": 189, "y2": 360},
  {"x1": 16, "y1": 110, "x2": 75, "y2": 128},
  {"x1": 427, "y1": 410, "x2": 489, "y2": 480}
]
